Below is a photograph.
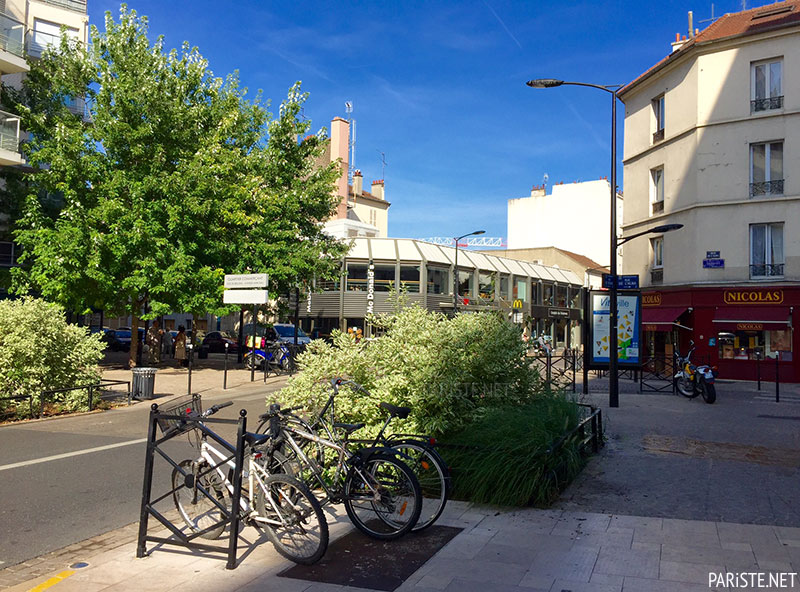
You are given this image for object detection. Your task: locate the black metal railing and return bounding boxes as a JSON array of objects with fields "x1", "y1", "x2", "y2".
[
  {"x1": 652, "y1": 128, "x2": 664, "y2": 143},
  {"x1": 639, "y1": 354, "x2": 675, "y2": 394},
  {"x1": 652, "y1": 200, "x2": 664, "y2": 214},
  {"x1": 651, "y1": 268, "x2": 663, "y2": 283},
  {"x1": 530, "y1": 350, "x2": 577, "y2": 393},
  {"x1": 750, "y1": 179, "x2": 784, "y2": 197},
  {"x1": 750, "y1": 263, "x2": 784, "y2": 278},
  {"x1": 751, "y1": 96, "x2": 783, "y2": 112}
]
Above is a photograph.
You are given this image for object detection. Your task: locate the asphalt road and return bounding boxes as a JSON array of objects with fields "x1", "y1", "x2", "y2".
[{"x1": 0, "y1": 382, "x2": 286, "y2": 568}]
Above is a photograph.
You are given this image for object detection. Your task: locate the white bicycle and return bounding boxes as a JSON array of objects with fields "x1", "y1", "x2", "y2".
[{"x1": 165, "y1": 397, "x2": 328, "y2": 565}]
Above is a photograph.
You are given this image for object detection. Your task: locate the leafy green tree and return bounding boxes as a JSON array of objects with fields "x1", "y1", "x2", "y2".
[{"x1": 6, "y1": 6, "x2": 345, "y2": 366}]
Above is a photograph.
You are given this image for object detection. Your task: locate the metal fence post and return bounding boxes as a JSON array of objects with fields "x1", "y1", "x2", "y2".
[
  {"x1": 136, "y1": 403, "x2": 159, "y2": 558},
  {"x1": 187, "y1": 344, "x2": 193, "y2": 396},
  {"x1": 757, "y1": 355, "x2": 761, "y2": 391},
  {"x1": 223, "y1": 343, "x2": 229, "y2": 390},
  {"x1": 571, "y1": 349, "x2": 576, "y2": 393},
  {"x1": 546, "y1": 352, "x2": 552, "y2": 389},
  {"x1": 227, "y1": 409, "x2": 247, "y2": 569},
  {"x1": 87, "y1": 384, "x2": 93, "y2": 412},
  {"x1": 775, "y1": 356, "x2": 780, "y2": 403}
]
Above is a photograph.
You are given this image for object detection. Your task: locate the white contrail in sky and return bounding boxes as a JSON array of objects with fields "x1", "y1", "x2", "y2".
[{"x1": 484, "y1": 1, "x2": 523, "y2": 49}]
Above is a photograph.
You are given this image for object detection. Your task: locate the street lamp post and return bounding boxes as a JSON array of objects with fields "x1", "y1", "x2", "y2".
[
  {"x1": 453, "y1": 230, "x2": 485, "y2": 313},
  {"x1": 527, "y1": 78, "x2": 623, "y2": 407}
]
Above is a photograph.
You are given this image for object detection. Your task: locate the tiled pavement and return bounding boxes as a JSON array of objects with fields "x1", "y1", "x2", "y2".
[{"x1": 4, "y1": 501, "x2": 800, "y2": 591}]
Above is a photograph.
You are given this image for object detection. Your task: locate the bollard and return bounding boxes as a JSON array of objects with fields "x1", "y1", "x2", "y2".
[
  {"x1": 775, "y1": 355, "x2": 780, "y2": 403},
  {"x1": 571, "y1": 349, "x2": 577, "y2": 393},
  {"x1": 757, "y1": 354, "x2": 761, "y2": 391},
  {"x1": 223, "y1": 342, "x2": 229, "y2": 390},
  {"x1": 546, "y1": 352, "x2": 552, "y2": 390},
  {"x1": 187, "y1": 343, "x2": 194, "y2": 396},
  {"x1": 263, "y1": 347, "x2": 268, "y2": 383},
  {"x1": 87, "y1": 384, "x2": 93, "y2": 412}
]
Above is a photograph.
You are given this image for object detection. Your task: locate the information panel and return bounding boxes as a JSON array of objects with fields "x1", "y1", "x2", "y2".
[{"x1": 585, "y1": 290, "x2": 642, "y2": 369}]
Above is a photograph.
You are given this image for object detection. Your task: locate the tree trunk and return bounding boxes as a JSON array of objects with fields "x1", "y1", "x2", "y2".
[{"x1": 129, "y1": 312, "x2": 140, "y2": 369}]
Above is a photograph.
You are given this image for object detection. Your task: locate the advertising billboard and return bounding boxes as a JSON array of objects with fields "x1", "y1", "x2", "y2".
[{"x1": 585, "y1": 290, "x2": 642, "y2": 369}]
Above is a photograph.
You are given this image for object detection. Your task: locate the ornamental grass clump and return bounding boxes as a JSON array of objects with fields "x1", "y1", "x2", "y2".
[{"x1": 0, "y1": 297, "x2": 104, "y2": 420}]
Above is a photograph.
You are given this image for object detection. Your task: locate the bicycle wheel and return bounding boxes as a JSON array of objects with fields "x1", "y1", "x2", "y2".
[
  {"x1": 255, "y1": 473, "x2": 328, "y2": 565},
  {"x1": 172, "y1": 459, "x2": 230, "y2": 540},
  {"x1": 675, "y1": 375, "x2": 697, "y2": 398},
  {"x1": 391, "y1": 441, "x2": 450, "y2": 531},
  {"x1": 343, "y1": 453, "x2": 422, "y2": 540},
  {"x1": 701, "y1": 381, "x2": 717, "y2": 404}
]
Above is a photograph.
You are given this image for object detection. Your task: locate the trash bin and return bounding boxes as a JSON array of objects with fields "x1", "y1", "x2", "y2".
[
  {"x1": 198, "y1": 346, "x2": 209, "y2": 360},
  {"x1": 132, "y1": 367, "x2": 157, "y2": 399}
]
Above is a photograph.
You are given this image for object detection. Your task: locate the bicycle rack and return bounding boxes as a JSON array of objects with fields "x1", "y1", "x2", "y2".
[{"x1": 136, "y1": 403, "x2": 248, "y2": 569}]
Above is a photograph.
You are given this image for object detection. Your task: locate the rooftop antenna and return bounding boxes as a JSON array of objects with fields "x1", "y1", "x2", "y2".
[
  {"x1": 543, "y1": 173, "x2": 549, "y2": 191},
  {"x1": 345, "y1": 101, "x2": 356, "y2": 186},
  {"x1": 699, "y1": 3, "x2": 716, "y2": 24},
  {"x1": 376, "y1": 149, "x2": 387, "y2": 179}
]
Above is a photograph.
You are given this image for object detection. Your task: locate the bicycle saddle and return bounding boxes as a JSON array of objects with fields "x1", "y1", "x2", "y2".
[
  {"x1": 244, "y1": 432, "x2": 272, "y2": 447},
  {"x1": 333, "y1": 422, "x2": 365, "y2": 435},
  {"x1": 379, "y1": 402, "x2": 411, "y2": 419}
]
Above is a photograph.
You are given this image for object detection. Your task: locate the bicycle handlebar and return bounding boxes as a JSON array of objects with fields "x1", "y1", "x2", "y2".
[
  {"x1": 257, "y1": 404, "x2": 304, "y2": 421},
  {"x1": 203, "y1": 401, "x2": 233, "y2": 417}
]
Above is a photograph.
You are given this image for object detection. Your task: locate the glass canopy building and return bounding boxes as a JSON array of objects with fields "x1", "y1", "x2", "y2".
[{"x1": 301, "y1": 238, "x2": 584, "y2": 348}]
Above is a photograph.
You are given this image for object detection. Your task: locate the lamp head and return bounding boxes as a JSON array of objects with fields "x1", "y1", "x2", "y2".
[
  {"x1": 526, "y1": 79, "x2": 564, "y2": 88},
  {"x1": 651, "y1": 223, "x2": 683, "y2": 234}
]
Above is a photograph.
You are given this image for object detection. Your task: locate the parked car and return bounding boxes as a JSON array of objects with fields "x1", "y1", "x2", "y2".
[
  {"x1": 272, "y1": 323, "x2": 311, "y2": 347},
  {"x1": 202, "y1": 331, "x2": 239, "y2": 353},
  {"x1": 100, "y1": 329, "x2": 127, "y2": 351}
]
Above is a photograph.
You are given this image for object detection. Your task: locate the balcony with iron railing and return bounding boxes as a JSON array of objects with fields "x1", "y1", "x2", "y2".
[
  {"x1": 650, "y1": 267, "x2": 663, "y2": 284},
  {"x1": 32, "y1": 0, "x2": 87, "y2": 13},
  {"x1": 750, "y1": 263, "x2": 784, "y2": 278},
  {"x1": 751, "y1": 96, "x2": 783, "y2": 113},
  {"x1": 750, "y1": 179, "x2": 784, "y2": 197},
  {"x1": 0, "y1": 12, "x2": 27, "y2": 72}
]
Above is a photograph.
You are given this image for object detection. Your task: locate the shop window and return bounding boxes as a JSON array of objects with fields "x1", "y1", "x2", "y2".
[
  {"x1": 478, "y1": 271, "x2": 495, "y2": 299},
  {"x1": 570, "y1": 288, "x2": 582, "y2": 309},
  {"x1": 427, "y1": 266, "x2": 449, "y2": 295},
  {"x1": 399, "y1": 265, "x2": 420, "y2": 293},
  {"x1": 499, "y1": 274, "x2": 509, "y2": 299},
  {"x1": 555, "y1": 284, "x2": 568, "y2": 307},
  {"x1": 542, "y1": 283, "x2": 554, "y2": 306},
  {"x1": 718, "y1": 329, "x2": 792, "y2": 361},
  {"x1": 457, "y1": 269, "x2": 473, "y2": 297},
  {"x1": 513, "y1": 278, "x2": 527, "y2": 302},
  {"x1": 530, "y1": 281, "x2": 539, "y2": 305},
  {"x1": 346, "y1": 263, "x2": 368, "y2": 291},
  {"x1": 373, "y1": 264, "x2": 395, "y2": 292},
  {"x1": 750, "y1": 223, "x2": 784, "y2": 278}
]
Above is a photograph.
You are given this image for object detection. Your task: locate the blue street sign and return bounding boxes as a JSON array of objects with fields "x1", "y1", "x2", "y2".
[
  {"x1": 703, "y1": 258, "x2": 725, "y2": 269},
  {"x1": 602, "y1": 274, "x2": 640, "y2": 289},
  {"x1": 706, "y1": 251, "x2": 720, "y2": 259}
]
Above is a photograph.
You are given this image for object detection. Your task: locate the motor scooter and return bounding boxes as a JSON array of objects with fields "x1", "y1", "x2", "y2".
[
  {"x1": 243, "y1": 336, "x2": 291, "y2": 373},
  {"x1": 674, "y1": 340, "x2": 718, "y2": 403}
]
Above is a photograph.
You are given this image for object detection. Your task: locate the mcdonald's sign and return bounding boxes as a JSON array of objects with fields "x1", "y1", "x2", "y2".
[{"x1": 512, "y1": 299, "x2": 524, "y2": 309}]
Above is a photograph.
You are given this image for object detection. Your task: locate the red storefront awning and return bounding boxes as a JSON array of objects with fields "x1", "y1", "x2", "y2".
[
  {"x1": 642, "y1": 307, "x2": 689, "y2": 332},
  {"x1": 712, "y1": 306, "x2": 791, "y2": 331}
]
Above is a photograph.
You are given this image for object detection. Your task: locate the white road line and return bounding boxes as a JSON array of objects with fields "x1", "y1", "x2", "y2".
[{"x1": 0, "y1": 438, "x2": 147, "y2": 472}]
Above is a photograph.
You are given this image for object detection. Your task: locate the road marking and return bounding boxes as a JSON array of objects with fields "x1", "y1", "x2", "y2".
[
  {"x1": 27, "y1": 570, "x2": 75, "y2": 591},
  {"x1": 0, "y1": 439, "x2": 147, "y2": 473}
]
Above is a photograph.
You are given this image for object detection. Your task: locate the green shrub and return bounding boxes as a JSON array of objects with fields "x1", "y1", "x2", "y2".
[
  {"x1": 0, "y1": 297, "x2": 104, "y2": 419},
  {"x1": 275, "y1": 304, "x2": 545, "y2": 436},
  {"x1": 438, "y1": 399, "x2": 584, "y2": 507}
]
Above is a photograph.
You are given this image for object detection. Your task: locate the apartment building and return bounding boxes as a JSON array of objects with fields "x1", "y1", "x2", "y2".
[
  {"x1": 322, "y1": 117, "x2": 391, "y2": 239},
  {"x1": 619, "y1": 1, "x2": 800, "y2": 381},
  {"x1": 0, "y1": 0, "x2": 88, "y2": 267}
]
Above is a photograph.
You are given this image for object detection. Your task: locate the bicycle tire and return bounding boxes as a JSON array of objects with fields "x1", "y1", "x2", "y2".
[
  {"x1": 255, "y1": 473, "x2": 329, "y2": 565},
  {"x1": 675, "y1": 375, "x2": 697, "y2": 398},
  {"x1": 390, "y1": 441, "x2": 450, "y2": 531},
  {"x1": 256, "y1": 414, "x2": 326, "y2": 489},
  {"x1": 343, "y1": 453, "x2": 422, "y2": 540},
  {"x1": 172, "y1": 459, "x2": 230, "y2": 540}
]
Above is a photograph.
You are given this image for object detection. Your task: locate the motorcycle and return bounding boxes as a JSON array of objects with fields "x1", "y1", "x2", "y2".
[
  {"x1": 243, "y1": 336, "x2": 291, "y2": 373},
  {"x1": 674, "y1": 340, "x2": 718, "y2": 404}
]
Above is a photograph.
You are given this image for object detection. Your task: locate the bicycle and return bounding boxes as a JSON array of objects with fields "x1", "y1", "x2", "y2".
[
  {"x1": 163, "y1": 395, "x2": 328, "y2": 565},
  {"x1": 244, "y1": 340, "x2": 291, "y2": 374},
  {"x1": 258, "y1": 400, "x2": 423, "y2": 540},
  {"x1": 325, "y1": 378, "x2": 450, "y2": 532}
]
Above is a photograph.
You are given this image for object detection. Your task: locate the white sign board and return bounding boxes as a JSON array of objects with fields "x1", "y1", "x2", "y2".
[
  {"x1": 224, "y1": 274, "x2": 268, "y2": 289},
  {"x1": 223, "y1": 289, "x2": 269, "y2": 304}
]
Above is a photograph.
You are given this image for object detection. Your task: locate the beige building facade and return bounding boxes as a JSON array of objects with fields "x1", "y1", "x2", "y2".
[{"x1": 620, "y1": 1, "x2": 800, "y2": 381}]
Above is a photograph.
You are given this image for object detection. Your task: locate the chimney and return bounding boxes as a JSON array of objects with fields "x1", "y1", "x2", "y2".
[
  {"x1": 371, "y1": 179, "x2": 385, "y2": 200},
  {"x1": 671, "y1": 32, "x2": 688, "y2": 53},
  {"x1": 688, "y1": 11, "x2": 694, "y2": 38},
  {"x1": 330, "y1": 117, "x2": 350, "y2": 219},
  {"x1": 530, "y1": 184, "x2": 546, "y2": 197},
  {"x1": 352, "y1": 170, "x2": 363, "y2": 197}
]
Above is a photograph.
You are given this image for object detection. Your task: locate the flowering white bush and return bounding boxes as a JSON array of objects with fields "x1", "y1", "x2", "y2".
[
  {"x1": 274, "y1": 305, "x2": 544, "y2": 436},
  {"x1": 0, "y1": 298, "x2": 104, "y2": 419}
]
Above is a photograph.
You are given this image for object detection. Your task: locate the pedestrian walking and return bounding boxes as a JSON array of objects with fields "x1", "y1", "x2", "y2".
[{"x1": 174, "y1": 326, "x2": 187, "y2": 367}]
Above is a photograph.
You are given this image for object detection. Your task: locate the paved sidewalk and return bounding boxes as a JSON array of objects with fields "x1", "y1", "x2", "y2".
[{"x1": 5, "y1": 502, "x2": 800, "y2": 591}]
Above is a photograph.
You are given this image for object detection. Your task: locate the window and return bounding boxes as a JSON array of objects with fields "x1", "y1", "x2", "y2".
[
  {"x1": 346, "y1": 263, "x2": 368, "y2": 291},
  {"x1": 457, "y1": 269, "x2": 473, "y2": 298},
  {"x1": 426, "y1": 267, "x2": 449, "y2": 295},
  {"x1": 750, "y1": 141, "x2": 783, "y2": 196},
  {"x1": 30, "y1": 19, "x2": 80, "y2": 57},
  {"x1": 652, "y1": 95, "x2": 665, "y2": 142},
  {"x1": 651, "y1": 167, "x2": 664, "y2": 214},
  {"x1": 541, "y1": 283, "x2": 553, "y2": 306},
  {"x1": 718, "y1": 329, "x2": 791, "y2": 361},
  {"x1": 555, "y1": 284, "x2": 568, "y2": 307},
  {"x1": 369, "y1": 209, "x2": 377, "y2": 227},
  {"x1": 399, "y1": 265, "x2": 420, "y2": 293},
  {"x1": 478, "y1": 271, "x2": 495, "y2": 300},
  {"x1": 570, "y1": 288, "x2": 582, "y2": 309},
  {"x1": 499, "y1": 274, "x2": 509, "y2": 299},
  {"x1": 750, "y1": 223, "x2": 784, "y2": 277},
  {"x1": 651, "y1": 237, "x2": 663, "y2": 268},
  {"x1": 373, "y1": 264, "x2": 395, "y2": 291},
  {"x1": 751, "y1": 59, "x2": 783, "y2": 112},
  {"x1": 513, "y1": 278, "x2": 527, "y2": 302}
]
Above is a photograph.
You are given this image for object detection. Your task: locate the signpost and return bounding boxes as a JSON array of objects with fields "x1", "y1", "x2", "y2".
[
  {"x1": 223, "y1": 274, "x2": 268, "y2": 382},
  {"x1": 602, "y1": 274, "x2": 639, "y2": 290}
]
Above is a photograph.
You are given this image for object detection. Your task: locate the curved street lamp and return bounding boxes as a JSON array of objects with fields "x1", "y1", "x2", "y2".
[
  {"x1": 453, "y1": 230, "x2": 485, "y2": 313},
  {"x1": 526, "y1": 78, "x2": 624, "y2": 406}
]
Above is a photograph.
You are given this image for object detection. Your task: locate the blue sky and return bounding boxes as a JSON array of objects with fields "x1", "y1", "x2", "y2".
[{"x1": 88, "y1": 0, "x2": 769, "y2": 242}]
